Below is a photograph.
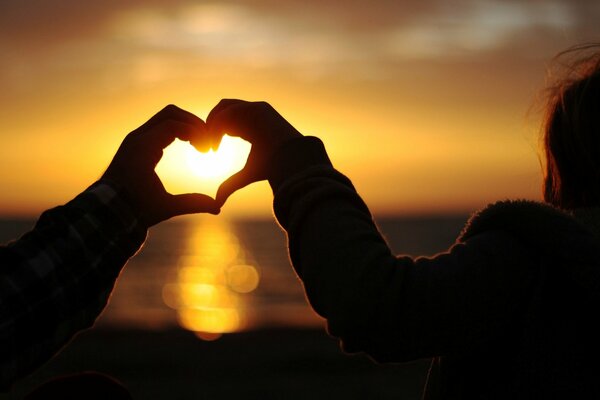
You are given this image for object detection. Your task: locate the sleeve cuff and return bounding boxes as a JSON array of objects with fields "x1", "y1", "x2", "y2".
[
  {"x1": 268, "y1": 136, "x2": 333, "y2": 191},
  {"x1": 79, "y1": 180, "x2": 147, "y2": 241}
]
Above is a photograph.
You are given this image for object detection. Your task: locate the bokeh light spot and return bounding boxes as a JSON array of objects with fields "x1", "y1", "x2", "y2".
[
  {"x1": 163, "y1": 218, "x2": 260, "y2": 341},
  {"x1": 226, "y1": 264, "x2": 260, "y2": 293}
]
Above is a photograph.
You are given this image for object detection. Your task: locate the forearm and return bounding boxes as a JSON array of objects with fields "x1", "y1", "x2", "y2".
[
  {"x1": 271, "y1": 138, "x2": 413, "y2": 359},
  {"x1": 0, "y1": 181, "x2": 147, "y2": 387}
]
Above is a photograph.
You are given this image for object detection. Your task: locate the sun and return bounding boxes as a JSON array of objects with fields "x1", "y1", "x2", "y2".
[
  {"x1": 156, "y1": 135, "x2": 251, "y2": 196},
  {"x1": 185, "y1": 136, "x2": 246, "y2": 179}
]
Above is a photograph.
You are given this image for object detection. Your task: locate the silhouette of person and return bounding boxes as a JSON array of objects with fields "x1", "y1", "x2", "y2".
[
  {"x1": 206, "y1": 48, "x2": 600, "y2": 399},
  {"x1": 0, "y1": 105, "x2": 219, "y2": 390}
]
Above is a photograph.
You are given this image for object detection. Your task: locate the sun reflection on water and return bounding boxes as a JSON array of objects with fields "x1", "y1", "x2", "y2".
[{"x1": 162, "y1": 217, "x2": 259, "y2": 340}]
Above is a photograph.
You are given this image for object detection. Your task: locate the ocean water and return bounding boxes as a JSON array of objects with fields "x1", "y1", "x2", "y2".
[{"x1": 0, "y1": 214, "x2": 468, "y2": 338}]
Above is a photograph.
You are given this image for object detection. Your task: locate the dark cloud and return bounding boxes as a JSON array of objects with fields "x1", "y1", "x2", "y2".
[
  {"x1": 0, "y1": 0, "x2": 173, "y2": 50},
  {"x1": 1, "y1": 0, "x2": 597, "y2": 52},
  {"x1": 0, "y1": 0, "x2": 598, "y2": 89}
]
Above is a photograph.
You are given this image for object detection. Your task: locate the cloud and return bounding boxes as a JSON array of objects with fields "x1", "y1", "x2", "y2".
[
  {"x1": 382, "y1": 0, "x2": 576, "y2": 59},
  {"x1": 0, "y1": 0, "x2": 597, "y2": 90}
]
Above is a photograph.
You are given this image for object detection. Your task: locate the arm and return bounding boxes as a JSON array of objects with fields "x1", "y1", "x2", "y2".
[
  {"x1": 0, "y1": 105, "x2": 218, "y2": 387},
  {"x1": 0, "y1": 182, "x2": 145, "y2": 388},
  {"x1": 270, "y1": 140, "x2": 537, "y2": 362},
  {"x1": 207, "y1": 100, "x2": 538, "y2": 362}
]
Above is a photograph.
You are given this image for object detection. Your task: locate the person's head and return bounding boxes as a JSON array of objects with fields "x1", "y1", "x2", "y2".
[{"x1": 543, "y1": 44, "x2": 600, "y2": 210}]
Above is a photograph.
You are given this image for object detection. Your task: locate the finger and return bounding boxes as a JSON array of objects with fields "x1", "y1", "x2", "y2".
[
  {"x1": 204, "y1": 99, "x2": 246, "y2": 151},
  {"x1": 166, "y1": 193, "x2": 221, "y2": 218},
  {"x1": 207, "y1": 102, "x2": 259, "y2": 142},
  {"x1": 215, "y1": 168, "x2": 256, "y2": 207},
  {"x1": 206, "y1": 99, "x2": 246, "y2": 127},
  {"x1": 206, "y1": 99, "x2": 252, "y2": 144},
  {"x1": 133, "y1": 104, "x2": 207, "y2": 137},
  {"x1": 191, "y1": 129, "x2": 221, "y2": 152},
  {"x1": 144, "y1": 119, "x2": 207, "y2": 152},
  {"x1": 191, "y1": 137, "x2": 212, "y2": 153},
  {"x1": 210, "y1": 134, "x2": 223, "y2": 151}
]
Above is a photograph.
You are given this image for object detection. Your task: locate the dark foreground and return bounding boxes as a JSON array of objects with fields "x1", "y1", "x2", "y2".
[{"x1": 2, "y1": 328, "x2": 429, "y2": 399}]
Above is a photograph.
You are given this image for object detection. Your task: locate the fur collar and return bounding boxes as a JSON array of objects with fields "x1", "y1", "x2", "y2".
[
  {"x1": 459, "y1": 200, "x2": 600, "y2": 297},
  {"x1": 572, "y1": 207, "x2": 600, "y2": 240}
]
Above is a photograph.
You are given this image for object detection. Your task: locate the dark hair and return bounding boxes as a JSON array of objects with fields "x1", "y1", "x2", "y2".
[{"x1": 543, "y1": 44, "x2": 600, "y2": 209}]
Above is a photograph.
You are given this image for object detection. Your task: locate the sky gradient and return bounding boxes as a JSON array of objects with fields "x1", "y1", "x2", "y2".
[{"x1": 1, "y1": 0, "x2": 599, "y2": 217}]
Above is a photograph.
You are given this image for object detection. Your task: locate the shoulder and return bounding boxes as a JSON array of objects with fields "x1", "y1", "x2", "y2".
[
  {"x1": 459, "y1": 200, "x2": 600, "y2": 297},
  {"x1": 459, "y1": 199, "x2": 579, "y2": 244}
]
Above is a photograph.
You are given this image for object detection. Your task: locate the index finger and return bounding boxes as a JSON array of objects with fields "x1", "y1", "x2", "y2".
[
  {"x1": 143, "y1": 119, "x2": 206, "y2": 152},
  {"x1": 206, "y1": 99, "x2": 257, "y2": 142},
  {"x1": 135, "y1": 105, "x2": 211, "y2": 150},
  {"x1": 133, "y1": 104, "x2": 207, "y2": 136}
]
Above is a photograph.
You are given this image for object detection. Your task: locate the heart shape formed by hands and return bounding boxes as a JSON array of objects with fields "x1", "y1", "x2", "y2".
[{"x1": 156, "y1": 135, "x2": 251, "y2": 198}]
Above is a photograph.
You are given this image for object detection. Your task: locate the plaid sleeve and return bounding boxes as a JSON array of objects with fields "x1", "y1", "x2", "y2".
[{"x1": 0, "y1": 181, "x2": 147, "y2": 389}]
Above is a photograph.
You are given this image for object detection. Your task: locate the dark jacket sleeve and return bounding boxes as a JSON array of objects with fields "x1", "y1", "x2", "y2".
[
  {"x1": 270, "y1": 137, "x2": 538, "y2": 362},
  {"x1": 0, "y1": 181, "x2": 147, "y2": 388}
]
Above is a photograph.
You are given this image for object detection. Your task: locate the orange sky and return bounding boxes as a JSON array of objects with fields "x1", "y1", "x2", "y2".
[{"x1": 1, "y1": 1, "x2": 598, "y2": 218}]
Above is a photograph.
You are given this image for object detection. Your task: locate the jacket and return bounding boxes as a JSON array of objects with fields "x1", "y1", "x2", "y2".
[{"x1": 269, "y1": 137, "x2": 600, "y2": 399}]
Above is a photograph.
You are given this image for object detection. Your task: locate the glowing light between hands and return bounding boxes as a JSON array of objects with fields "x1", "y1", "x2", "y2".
[
  {"x1": 156, "y1": 135, "x2": 251, "y2": 196},
  {"x1": 186, "y1": 136, "x2": 249, "y2": 179}
]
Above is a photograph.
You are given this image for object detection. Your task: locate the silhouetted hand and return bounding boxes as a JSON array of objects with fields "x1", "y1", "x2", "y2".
[
  {"x1": 206, "y1": 99, "x2": 303, "y2": 206},
  {"x1": 102, "y1": 104, "x2": 219, "y2": 227}
]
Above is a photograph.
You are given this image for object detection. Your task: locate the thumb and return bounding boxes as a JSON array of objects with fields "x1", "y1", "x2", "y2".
[
  {"x1": 216, "y1": 168, "x2": 257, "y2": 207},
  {"x1": 167, "y1": 193, "x2": 221, "y2": 217}
]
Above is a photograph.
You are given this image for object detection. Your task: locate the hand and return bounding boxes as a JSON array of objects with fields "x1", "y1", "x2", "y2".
[
  {"x1": 205, "y1": 99, "x2": 303, "y2": 206},
  {"x1": 102, "y1": 104, "x2": 219, "y2": 227}
]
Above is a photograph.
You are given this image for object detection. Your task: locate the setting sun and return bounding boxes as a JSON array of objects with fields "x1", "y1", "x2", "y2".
[{"x1": 156, "y1": 134, "x2": 251, "y2": 196}]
